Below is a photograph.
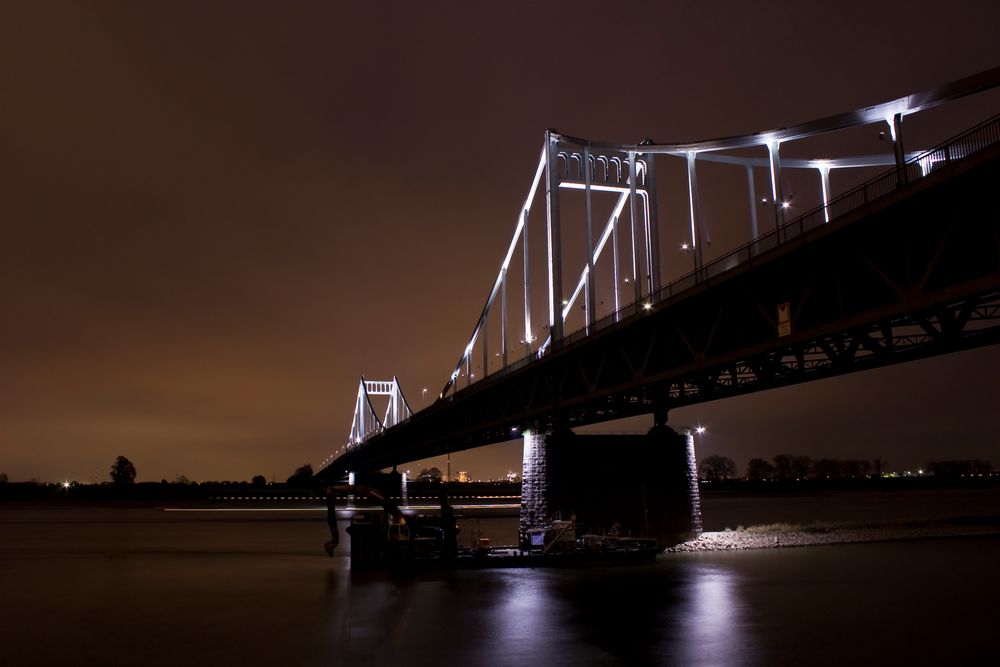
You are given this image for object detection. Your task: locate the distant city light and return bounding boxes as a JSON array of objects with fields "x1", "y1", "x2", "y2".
[
  {"x1": 781, "y1": 201, "x2": 791, "y2": 209},
  {"x1": 62, "y1": 481, "x2": 70, "y2": 489},
  {"x1": 681, "y1": 242, "x2": 690, "y2": 250},
  {"x1": 642, "y1": 303, "x2": 653, "y2": 311},
  {"x1": 695, "y1": 425, "x2": 707, "y2": 434}
]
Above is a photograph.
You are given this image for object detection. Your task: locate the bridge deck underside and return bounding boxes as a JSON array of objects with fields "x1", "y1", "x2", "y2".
[{"x1": 325, "y1": 145, "x2": 1000, "y2": 474}]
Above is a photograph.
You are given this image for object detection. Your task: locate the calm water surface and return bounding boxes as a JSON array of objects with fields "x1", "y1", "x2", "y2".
[{"x1": 1, "y1": 504, "x2": 998, "y2": 666}]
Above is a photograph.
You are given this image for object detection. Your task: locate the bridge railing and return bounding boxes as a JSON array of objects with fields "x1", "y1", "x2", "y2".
[
  {"x1": 778, "y1": 115, "x2": 999, "y2": 245},
  {"x1": 556, "y1": 113, "x2": 1000, "y2": 348}
]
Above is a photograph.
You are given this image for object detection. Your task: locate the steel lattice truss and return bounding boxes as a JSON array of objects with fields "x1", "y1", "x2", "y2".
[
  {"x1": 700, "y1": 299, "x2": 1000, "y2": 395},
  {"x1": 553, "y1": 292, "x2": 1000, "y2": 422}
]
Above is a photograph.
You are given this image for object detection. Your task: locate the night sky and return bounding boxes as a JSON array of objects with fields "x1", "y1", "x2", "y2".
[{"x1": 3, "y1": 1, "x2": 998, "y2": 483}]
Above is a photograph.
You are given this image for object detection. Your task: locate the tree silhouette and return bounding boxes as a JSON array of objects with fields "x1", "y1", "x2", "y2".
[
  {"x1": 791, "y1": 456, "x2": 812, "y2": 479},
  {"x1": 110, "y1": 456, "x2": 137, "y2": 486},
  {"x1": 417, "y1": 467, "x2": 443, "y2": 483},
  {"x1": 699, "y1": 455, "x2": 736, "y2": 481},
  {"x1": 813, "y1": 458, "x2": 841, "y2": 479},
  {"x1": 286, "y1": 464, "x2": 313, "y2": 486},
  {"x1": 251, "y1": 475, "x2": 267, "y2": 487},
  {"x1": 746, "y1": 458, "x2": 776, "y2": 480},
  {"x1": 773, "y1": 454, "x2": 811, "y2": 480}
]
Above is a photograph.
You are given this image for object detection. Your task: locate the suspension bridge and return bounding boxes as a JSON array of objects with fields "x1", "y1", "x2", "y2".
[{"x1": 319, "y1": 68, "x2": 1000, "y2": 480}]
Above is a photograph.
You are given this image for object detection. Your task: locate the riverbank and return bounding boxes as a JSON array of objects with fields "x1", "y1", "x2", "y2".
[{"x1": 667, "y1": 516, "x2": 1000, "y2": 552}]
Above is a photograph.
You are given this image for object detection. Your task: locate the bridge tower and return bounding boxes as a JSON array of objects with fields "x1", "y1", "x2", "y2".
[{"x1": 348, "y1": 376, "x2": 413, "y2": 447}]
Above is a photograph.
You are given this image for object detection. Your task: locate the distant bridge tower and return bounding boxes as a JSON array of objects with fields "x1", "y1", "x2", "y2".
[{"x1": 348, "y1": 376, "x2": 413, "y2": 447}]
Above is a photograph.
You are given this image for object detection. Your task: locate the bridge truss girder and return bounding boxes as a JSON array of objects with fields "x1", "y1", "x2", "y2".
[{"x1": 324, "y1": 141, "x2": 1000, "y2": 473}]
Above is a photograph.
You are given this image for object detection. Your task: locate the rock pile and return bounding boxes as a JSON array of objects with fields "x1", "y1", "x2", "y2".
[{"x1": 666, "y1": 522, "x2": 1000, "y2": 552}]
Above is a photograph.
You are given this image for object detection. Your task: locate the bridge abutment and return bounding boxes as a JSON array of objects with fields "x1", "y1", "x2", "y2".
[{"x1": 519, "y1": 425, "x2": 702, "y2": 550}]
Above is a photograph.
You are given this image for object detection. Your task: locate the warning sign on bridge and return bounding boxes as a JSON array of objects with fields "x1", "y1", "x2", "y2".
[{"x1": 777, "y1": 302, "x2": 791, "y2": 337}]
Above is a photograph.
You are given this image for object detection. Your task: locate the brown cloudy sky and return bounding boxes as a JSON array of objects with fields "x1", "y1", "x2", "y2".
[{"x1": 2, "y1": 1, "x2": 998, "y2": 482}]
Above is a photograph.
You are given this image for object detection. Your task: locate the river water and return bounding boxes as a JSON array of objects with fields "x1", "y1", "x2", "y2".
[{"x1": 2, "y1": 493, "x2": 998, "y2": 665}]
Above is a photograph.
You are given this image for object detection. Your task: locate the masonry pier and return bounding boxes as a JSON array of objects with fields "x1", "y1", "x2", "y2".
[{"x1": 519, "y1": 425, "x2": 702, "y2": 550}]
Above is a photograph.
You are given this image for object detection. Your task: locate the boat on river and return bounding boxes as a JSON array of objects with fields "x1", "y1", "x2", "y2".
[{"x1": 345, "y1": 511, "x2": 659, "y2": 571}]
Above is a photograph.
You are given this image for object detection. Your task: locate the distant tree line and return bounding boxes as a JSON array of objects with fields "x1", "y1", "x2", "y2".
[
  {"x1": 698, "y1": 455, "x2": 737, "y2": 482},
  {"x1": 6, "y1": 454, "x2": 993, "y2": 490},
  {"x1": 743, "y1": 455, "x2": 884, "y2": 481},
  {"x1": 0, "y1": 457, "x2": 318, "y2": 489},
  {"x1": 700, "y1": 454, "x2": 994, "y2": 482},
  {"x1": 926, "y1": 459, "x2": 992, "y2": 478}
]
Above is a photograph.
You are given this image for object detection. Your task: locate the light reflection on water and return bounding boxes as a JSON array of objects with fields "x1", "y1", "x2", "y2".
[
  {"x1": 317, "y1": 532, "x2": 1000, "y2": 666},
  {"x1": 491, "y1": 574, "x2": 561, "y2": 662},
  {"x1": 5, "y1": 509, "x2": 1000, "y2": 665},
  {"x1": 322, "y1": 560, "x2": 755, "y2": 666},
  {"x1": 674, "y1": 566, "x2": 753, "y2": 666}
]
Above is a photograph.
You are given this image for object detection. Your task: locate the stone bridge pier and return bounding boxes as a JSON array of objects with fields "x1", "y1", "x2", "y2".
[{"x1": 519, "y1": 422, "x2": 701, "y2": 550}]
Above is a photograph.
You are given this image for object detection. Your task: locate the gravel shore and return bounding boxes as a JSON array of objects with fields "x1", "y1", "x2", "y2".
[{"x1": 666, "y1": 519, "x2": 1000, "y2": 552}]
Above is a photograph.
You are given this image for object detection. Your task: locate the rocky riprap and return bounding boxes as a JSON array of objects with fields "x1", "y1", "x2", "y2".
[{"x1": 666, "y1": 519, "x2": 1000, "y2": 552}]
